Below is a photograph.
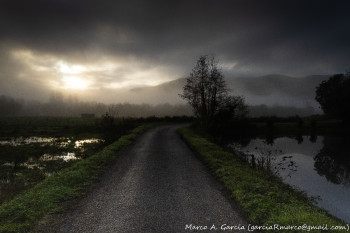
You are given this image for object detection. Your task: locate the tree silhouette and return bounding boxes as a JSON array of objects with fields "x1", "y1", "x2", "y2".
[
  {"x1": 180, "y1": 55, "x2": 247, "y2": 128},
  {"x1": 315, "y1": 71, "x2": 350, "y2": 121},
  {"x1": 314, "y1": 136, "x2": 350, "y2": 186}
]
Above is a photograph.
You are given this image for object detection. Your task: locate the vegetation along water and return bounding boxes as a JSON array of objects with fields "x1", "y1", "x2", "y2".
[
  {"x1": 0, "y1": 116, "x2": 145, "y2": 204},
  {"x1": 230, "y1": 135, "x2": 350, "y2": 223}
]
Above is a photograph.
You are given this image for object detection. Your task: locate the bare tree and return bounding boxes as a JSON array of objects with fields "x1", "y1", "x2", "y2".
[{"x1": 180, "y1": 55, "x2": 247, "y2": 128}]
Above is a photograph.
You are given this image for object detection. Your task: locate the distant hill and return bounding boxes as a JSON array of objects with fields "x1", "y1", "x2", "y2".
[
  {"x1": 129, "y1": 78, "x2": 187, "y2": 104},
  {"x1": 131, "y1": 78, "x2": 187, "y2": 93},
  {"x1": 226, "y1": 74, "x2": 329, "y2": 108},
  {"x1": 129, "y1": 74, "x2": 329, "y2": 111}
]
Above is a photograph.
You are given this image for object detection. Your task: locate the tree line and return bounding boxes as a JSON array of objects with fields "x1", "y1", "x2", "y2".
[
  {"x1": 2, "y1": 55, "x2": 346, "y2": 120},
  {"x1": 315, "y1": 71, "x2": 350, "y2": 122},
  {"x1": 180, "y1": 55, "x2": 350, "y2": 130},
  {"x1": 0, "y1": 96, "x2": 192, "y2": 117},
  {"x1": 0, "y1": 94, "x2": 316, "y2": 118}
]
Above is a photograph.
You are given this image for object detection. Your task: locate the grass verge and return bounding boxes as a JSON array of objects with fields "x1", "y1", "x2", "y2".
[
  {"x1": 0, "y1": 123, "x2": 158, "y2": 233},
  {"x1": 178, "y1": 127, "x2": 348, "y2": 232}
]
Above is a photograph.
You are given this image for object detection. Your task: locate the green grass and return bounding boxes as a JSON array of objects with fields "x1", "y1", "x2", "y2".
[
  {"x1": 0, "y1": 136, "x2": 106, "y2": 204},
  {"x1": 178, "y1": 127, "x2": 347, "y2": 232},
  {"x1": 0, "y1": 123, "x2": 158, "y2": 233}
]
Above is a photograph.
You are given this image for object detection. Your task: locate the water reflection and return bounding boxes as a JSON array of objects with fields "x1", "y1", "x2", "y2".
[
  {"x1": 230, "y1": 138, "x2": 300, "y2": 179},
  {"x1": 0, "y1": 137, "x2": 54, "y2": 146},
  {"x1": 0, "y1": 137, "x2": 104, "y2": 148},
  {"x1": 314, "y1": 137, "x2": 350, "y2": 186},
  {"x1": 230, "y1": 135, "x2": 350, "y2": 223},
  {"x1": 310, "y1": 134, "x2": 317, "y2": 143},
  {"x1": 295, "y1": 134, "x2": 303, "y2": 144},
  {"x1": 0, "y1": 136, "x2": 104, "y2": 203},
  {"x1": 40, "y1": 152, "x2": 79, "y2": 161},
  {"x1": 264, "y1": 133, "x2": 275, "y2": 145},
  {"x1": 75, "y1": 139, "x2": 102, "y2": 148}
]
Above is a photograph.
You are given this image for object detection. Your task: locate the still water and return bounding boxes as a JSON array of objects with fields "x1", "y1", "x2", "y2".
[
  {"x1": 230, "y1": 135, "x2": 350, "y2": 223},
  {"x1": 0, "y1": 136, "x2": 104, "y2": 203}
]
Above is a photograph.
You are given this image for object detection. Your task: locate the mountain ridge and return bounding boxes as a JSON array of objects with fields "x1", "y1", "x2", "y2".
[{"x1": 129, "y1": 74, "x2": 329, "y2": 109}]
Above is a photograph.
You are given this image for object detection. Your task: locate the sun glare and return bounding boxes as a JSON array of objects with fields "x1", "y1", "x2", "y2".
[
  {"x1": 62, "y1": 76, "x2": 88, "y2": 89},
  {"x1": 11, "y1": 49, "x2": 170, "y2": 91},
  {"x1": 55, "y1": 61, "x2": 90, "y2": 89},
  {"x1": 58, "y1": 62, "x2": 85, "y2": 74}
]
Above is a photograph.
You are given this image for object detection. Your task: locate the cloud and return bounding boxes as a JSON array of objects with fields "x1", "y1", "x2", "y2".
[{"x1": 0, "y1": 0, "x2": 350, "y2": 102}]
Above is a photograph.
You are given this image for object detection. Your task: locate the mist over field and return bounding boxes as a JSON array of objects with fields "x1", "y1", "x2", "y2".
[
  {"x1": 0, "y1": 0, "x2": 349, "y2": 117},
  {"x1": 2, "y1": 2, "x2": 350, "y2": 231},
  {"x1": 0, "y1": 73, "x2": 324, "y2": 117}
]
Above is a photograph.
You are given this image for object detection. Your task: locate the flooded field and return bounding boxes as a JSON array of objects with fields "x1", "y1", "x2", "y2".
[
  {"x1": 0, "y1": 117, "x2": 141, "y2": 204},
  {"x1": 230, "y1": 135, "x2": 350, "y2": 223},
  {"x1": 0, "y1": 136, "x2": 104, "y2": 203}
]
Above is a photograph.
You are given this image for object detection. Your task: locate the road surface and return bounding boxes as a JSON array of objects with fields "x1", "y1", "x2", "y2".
[{"x1": 55, "y1": 125, "x2": 248, "y2": 232}]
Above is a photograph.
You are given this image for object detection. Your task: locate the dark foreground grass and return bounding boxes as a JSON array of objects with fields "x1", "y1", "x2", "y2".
[
  {"x1": 0, "y1": 123, "x2": 158, "y2": 233},
  {"x1": 178, "y1": 127, "x2": 348, "y2": 232},
  {"x1": 0, "y1": 117, "x2": 102, "y2": 138}
]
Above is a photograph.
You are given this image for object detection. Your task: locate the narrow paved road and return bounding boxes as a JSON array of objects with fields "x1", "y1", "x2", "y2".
[{"x1": 55, "y1": 125, "x2": 247, "y2": 233}]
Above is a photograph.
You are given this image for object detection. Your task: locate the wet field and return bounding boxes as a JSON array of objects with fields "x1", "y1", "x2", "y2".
[
  {"x1": 0, "y1": 135, "x2": 104, "y2": 203},
  {"x1": 0, "y1": 117, "x2": 136, "y2": 204}
]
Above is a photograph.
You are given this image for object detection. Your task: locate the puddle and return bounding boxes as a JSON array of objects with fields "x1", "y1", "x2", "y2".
[
  {"x1": 0, "y1": 137, "x2": 54, "y2": 146},
  {"x1": 75, "y1": 139, "x2": 103, "y2": 148},
  {"x1": 0, "y1": 136, "x2": 105, "y2": 203},
  {"x1": 0, "y1": 137, "x2": 103, "y2": 148},
  {"x1": 3, "y1": 162, "x2": 15, "y2": 167},
  {"x1": 40, "y1": 152, "x2": 79, "y2": 161}
]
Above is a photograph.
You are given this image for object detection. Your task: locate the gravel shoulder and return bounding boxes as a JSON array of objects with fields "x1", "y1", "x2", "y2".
[{"x1": 51, "y1": 124, "x2": 248, "y2": 233}]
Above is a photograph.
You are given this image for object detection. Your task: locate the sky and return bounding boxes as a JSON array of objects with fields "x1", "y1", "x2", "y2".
[{"x1": 0, "y1": 0, "x2": 349, "y2": 103}]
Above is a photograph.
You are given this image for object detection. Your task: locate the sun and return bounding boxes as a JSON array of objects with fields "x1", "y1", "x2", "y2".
[
  {"x1": 62, "y1": 76, "x2": 89, "y2": 89},
  {"x1": 56, "y1": 61, "x2": 89, "y2": 89},
  {"x1": 58, "y1": 62, "x2": 86, "y2": 74}
]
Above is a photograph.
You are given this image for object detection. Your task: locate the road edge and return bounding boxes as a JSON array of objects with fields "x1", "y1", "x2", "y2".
[
  {"x1": 0, "y1": 123, "x2": 160, "y2": 233},
  {"x1": 177, "y1": 127, "x2": 347, "y2": 233}
]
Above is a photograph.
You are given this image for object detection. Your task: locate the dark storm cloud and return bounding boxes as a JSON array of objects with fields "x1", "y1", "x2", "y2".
[{"x1": 0, "y1": 0, "x2": 350, "y2": 92}]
